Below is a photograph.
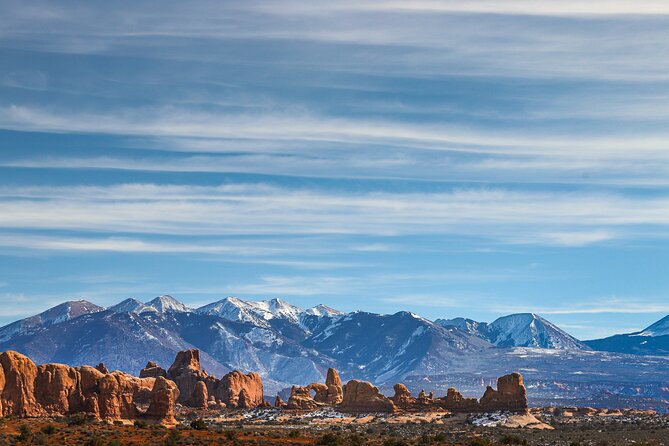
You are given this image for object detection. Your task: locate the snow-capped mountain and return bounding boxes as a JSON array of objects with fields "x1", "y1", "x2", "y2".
[
  {"x1": 487, "y1": 313, "x2": 590, "y2": 350},
  {"x1": 196, "y1": 297, "x2": 342, "y2": 333},
  {"x1": 436, "y1": 313, "x2": 589, "y2": 350},
  {"x1": 304, "y1": 304, "x2": 342, "y2": 317},
  {"x1": 435, "y1": 317, "x2": 490, "y2": 339},
  {"x1": 639, "y1": 315, "x2": 669, "y2": 337},
  {"x1": 0, "y1": 300, "x2": 103, "y2": 343},
  {"x1": 196, "y1": 297, "x2": 304, "y2": 327},
  {"x1": 109, "y1": 298, "x2": 158, "y2": 314},
  {"x1": 305, "y1": 310, "x2": 491, "y2": 382},
  {"x1": 585, "y1": 314, "x2": 669, "y2": 356},
  {"x1": 0, "y1": 296, "x2": 490, "y2": 392},
  {"x1": 147, "y1": 295, "x2": 192, "y2": 313}
]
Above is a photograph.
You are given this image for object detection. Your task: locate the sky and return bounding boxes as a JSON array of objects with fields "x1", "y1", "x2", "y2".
[{"x1": 1, "y1": 1, "x2": 669, "y2": 339}]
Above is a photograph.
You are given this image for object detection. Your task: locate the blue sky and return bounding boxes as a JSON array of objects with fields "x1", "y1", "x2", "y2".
[{"x1": 1, "y1": 1, "x2": 669, "y2": 339}]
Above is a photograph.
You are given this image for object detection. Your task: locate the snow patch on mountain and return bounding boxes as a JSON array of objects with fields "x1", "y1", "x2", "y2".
[
  {"x1": 146, "y1": 295, "x2": 191, "y2": 313},
  {"x1": 0, "y1": 300, "x2": 103, "y2": 343},
  {"x1": 435, "y1": 317, "x2": 489, "y2": 338},
  {"x1": 305, "y1": 304, "x2": 342, "y2": 317},
  {"x1": 488, "y1": 313, "x2": 588, "y2": 350},
  {"x1": 638, "y1": 315, "x2": 669, "y2": 337},
  {"x1": 109, "y1": 298, "x2": 157, "y2": 314}
]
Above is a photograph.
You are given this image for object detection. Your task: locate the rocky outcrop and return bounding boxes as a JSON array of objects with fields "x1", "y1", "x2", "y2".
[
  {"x1": 34, "y1": 363, "x2": 81, "y2": 414},
  {"x1": 340, "y1": 379, "x2": 396, "y2": 412},
  {"x1": 95, "y1": 363, "x2": 109, "y2": 374},
  {"x1": 145, "y1": 376, "x2": 179, "y2": 425},
  {"x1": 143, "y1": 349, "x2": 265, "y2": 410},
  {"x1": 416, "y1": 389, "x2": 434, "y2": 406},
  {"x1": 479, "y1": 372, "x2": 528, "y2": 412},
  {"x1": 217, "y1": 370, "x2": 264, "y2": 409},
  {"x1": 139, "y1": 361, "x2": 167, "y2": 379},
  {"x1": 437, "y1": 388, "x2": 480, "y2": 412},
  {"x1": 193, "y1": 381, "x2": 209, "y2": 409},
  {"x1": 0, "y1": 350, "x2": 175, "y2": 422},
  {"x1": 321, "y1": 368, "x2": 343, "y2": 404},
  {"x1": 275, "y1": 395, "x2": 286, "y2": 408},
  {"x1": 0, "y1": 350, "x2": 41, "y2": 416},
  {"x1": 287, "y1": 385, "x2": 320, "y2": 410},
  {"x1": 390, "y1": 383, "x2": 416, "y2": 409},
  {"x1": 166, "y1": 349, "x2": 210, "y2": 406}
]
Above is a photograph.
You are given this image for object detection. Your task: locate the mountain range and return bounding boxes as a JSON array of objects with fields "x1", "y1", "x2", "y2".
[{"x1": 0, "y1": 295, "x2": 668, "y2": 410}]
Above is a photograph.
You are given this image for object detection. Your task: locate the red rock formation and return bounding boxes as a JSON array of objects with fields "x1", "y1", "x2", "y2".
[
  {"x1": 97, "y1": 372, "x2": 140, "y2": 419},
  {"x1": 274, "y1": 395, "x2": 286, "y2": 408},
  {"x1": 322, "y1": 368, "x2": 343, "y2": 404},
  {"x1": 437, "y1": 388, "x2": 480, "y2": 412},
  {"x1": 0, "y1": 350, "x2": 174, "y2": 422},
  {"x1": 390, "y1": 383, "x2": 416, "y2": 409},
  {"x1": 238, "y1": 388, "x2": 253, "y2": 409},
  {"x1": 95, "y1": 363, "x2": 109, "y2": 374},
  {"x1": 166, "y1": 349, "x2": 210, "y2": 406},
  {"x1": 168, "y1": 349, "x2": 201, "y2": 375},
  {"x1": 145, "y1": 376, "x2": 179, "y2": 425},
  {"x1": 34, "y1": 363, "x2": 81, "y2": 414},
  {"x1": 139, "y1": 361, "x2": 167, "y2": 379},
  {"x1": 0, "y1": 351, "x2": 41, "y2": 416},
  {"x1": 287, "y1": 385, "x2": 320, "y2": 410},
  {"x1": 217, "y1": 370, "x2": 264, "y2": 409},
  {"x1": 416, "y1": 389, "x2": 434, "y2": 406},
  {"x1": 159, "y1": 349, "x2": 266, "y2": 409},
  {"x1": 479, "y1": 372, "x2": 528, "y2": 412},
  {"x1": 0, "y1": 360, "x2": 4, "y2": 415},
  {"x1": 307, "y1": 383, "x2": 328, "y2": 403},
  {"x1": 340, "y1": 379, "x2": 395, "y2": 412},
  {"x1": 193, "y1": 381, "x2": 209, "y2": 409}
]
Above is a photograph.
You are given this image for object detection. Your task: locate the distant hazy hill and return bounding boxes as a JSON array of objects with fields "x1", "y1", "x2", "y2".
[{"x1": 586, "y1": 315, "x2": 669, "y2": 356}]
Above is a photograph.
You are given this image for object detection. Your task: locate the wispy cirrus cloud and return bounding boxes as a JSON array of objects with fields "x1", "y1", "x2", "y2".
[
  {"x1": 0, "y1": 183, "x2": 667, "y2": 246},
  {"x1": 494, "y1": 299, "x2": 669, "y2": 315},
  {"x1": 0, "y1": 104, "x2": 665, "y2": 154}
]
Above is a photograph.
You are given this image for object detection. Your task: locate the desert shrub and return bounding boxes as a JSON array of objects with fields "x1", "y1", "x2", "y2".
[
  {"x1": 383, "y1": 439, "x2": 410, "y2": 446},
  {"x1": 500, "y1": 434, "x2": 527, "y2": 445},
  {"x1": 33, "y1": 432, "x2": 48, "y2": 445},
  {"x1": 434, "y1": 432, "x2": 448, "y2": 442},
  {"x1": 226, "y1": 429, "x2": 238, "y2": 440},
  {"x1": 469, "y1": 438, "x2": 492, "y2": 446},
  {"x1": 348, "y1": 433, "x2": 365, "y2": 446},
  {"x1": 134, "y1": 419, "x2": 148, "y2": 428},
  {"x1": 318, "y1": 432, "x2": 342, "y2": 446},
  {"x1": 67, "y1": 413, "x2": 90, "y2": 426},
  {"x1": 85, "y1": 435, "x2": 105, "y2": 446},
  {"x1": 107, "y1": 440, "x2": 123, "y2": 446},
  {"x1": 17, "y1": 424, "x2": 32, "y2": 442},
  {"x1": 164, "y1": 429, "x2": 181, "y2": 446},
  {"x1": 190, "y1": 418, "x2": 207, "y2": 430},
  {"x1": 41, "y1": 424, "x2": 57, "y2": 435}
]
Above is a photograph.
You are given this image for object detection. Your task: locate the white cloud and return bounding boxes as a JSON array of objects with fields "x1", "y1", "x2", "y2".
[{"x1": 0, "y1": 183, "x2": 667, "y2": 246}]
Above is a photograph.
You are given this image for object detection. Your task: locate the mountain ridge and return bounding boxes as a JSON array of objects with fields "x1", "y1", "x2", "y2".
[{"x1": 1, "y1": 295, "x2": 668, "y2": 402}]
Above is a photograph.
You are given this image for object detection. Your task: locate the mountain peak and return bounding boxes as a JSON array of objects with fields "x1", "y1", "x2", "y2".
[
  {"x1": 489, "y1": 313, "x2": 588, "y2": 350},
  {"x1": 0, "y1": 299, "x2": 103, "y2": 343},
  {"x1": 109, "y1": 298, "x2": 157, "y2": 314},
  {"x1": 305, "y1": 304, "x2": 342, "y2": 317},
  {"x1": 435, "y1": 317, "x2": 489, "y2": 338},
  {"x1": 639, "y1": 314, "x2": 669, "y2": 337},
  {"x1": 146, "y1": 295, "x2": 191, "y2": 313}
]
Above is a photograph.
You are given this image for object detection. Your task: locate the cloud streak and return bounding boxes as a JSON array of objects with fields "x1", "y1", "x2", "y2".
[{"x1": 0, "y1": 183, "x2": 668, "y2": 246}]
